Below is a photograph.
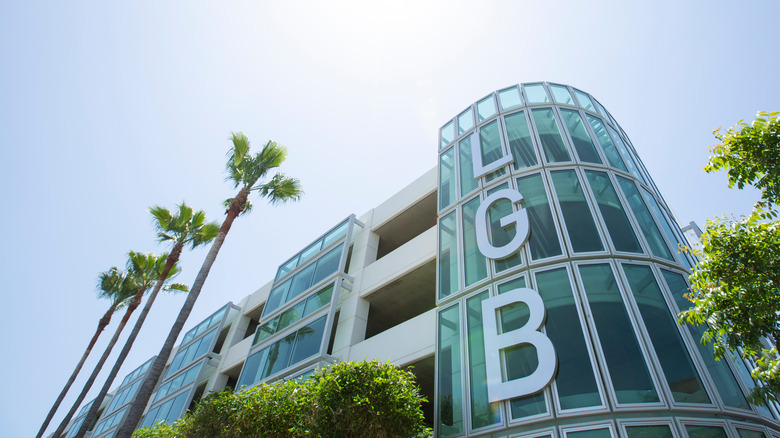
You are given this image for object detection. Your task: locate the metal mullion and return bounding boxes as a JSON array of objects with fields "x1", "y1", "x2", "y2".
[
  {"x1": 551, "y1": 105, "x2": 591, "y2": 167},
  {"x1": 517, "y1": 170, "x2": 568, "y2": 268}
]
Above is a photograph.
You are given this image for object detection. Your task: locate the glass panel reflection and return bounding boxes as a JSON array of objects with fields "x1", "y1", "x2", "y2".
[
  {"x1": 524, "y1": 83, "x2": 550, "y2": 103},
  {"x1": 504, "y1": 111, "x2": 538, "y2": 169},
  {"x1": 441, "y1": 120, "x2": 454, "y2": 149},
  {"x1": 573, "y1": 89, "x2": 595, "y2": 112},
  {"x1": 586, "y1": 115, "x2": 627, "y2": 172},
  {"x1": 499, "y1": 87, "x2": 523, "y2": 110},
  {"x1": 466, "y1": 291, "x2": 501, "y2": 429},
  {"x1": 458, "y1": 136, "x2": 479, "y2": 197},
  {"x1": 550, "y1": 170, "x2": 604, "y2": 253},
  {"x1": 561, "y1": 108, "x2": 601, "y2": 164},
  {"x1": 584, "y1": 171, "x2": 642, "y2": 253},
  {"x1": 617, "y1": 177, "x2": 673, "y2": 260},
  {"x1": 532, "y1": 108, "x2": 571, "y2": 163},
  {"x1": 550, "y1": 84, "x2": 574, "y2": 105},
  {"x1": 439, "y1": 212, "x2": 458, "y2": 299},
  {"x1": 438, "y1": 305, "x2": 463, "y2": 434},
  {"x1": 517, "y1": 174, "x2": 562, "y2": 260},
  {"x1": 463, "y1": 196, "x2": 488, "y2": 287},
  {"x1": 439, "y1": 147, "x2": 456, "y2": 210},
  {"x1": 477, "y1": 95, "x2": 497, "y2": 122},
  {"x1": 458, "y1": 107, "x2": 474, "y2": 135}
]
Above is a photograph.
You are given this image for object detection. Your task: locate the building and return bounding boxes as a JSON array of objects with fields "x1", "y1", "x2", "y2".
[{"x1": 64, "y1": 82, "x2": 780, "y2": 438}]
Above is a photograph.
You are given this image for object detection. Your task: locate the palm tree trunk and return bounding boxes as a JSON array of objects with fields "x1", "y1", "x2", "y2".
[
  {"x1": 115, "y1": 188, "x2": 249, "y2": 438},
  {"x1": 36, "y1": 305, "x2": 117, "y2": 438},
  {"x1": 73, "y1": 244, "x2": 184, "y2": 438},
  {"x1": 51, "y1": 296, "x2": 142, "y2": 438}
]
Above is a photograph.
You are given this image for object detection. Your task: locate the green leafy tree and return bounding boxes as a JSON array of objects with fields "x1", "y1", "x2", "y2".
[
  {"x1": 73, "y1": 204, "x2": 217, "y2": 437},
  {"x1": 36, "y1": 268, "x2": 136, "y2": 438},
  {"x1": 117, "y1": 133, "x2": 303, "y2": 438},
  {"x1": 132, "y1": 361, "x2": 430, "y2": 438},
  {"x1": 680, "y1": 111, "x2": 780, "y2": 402},
  {"x1": 54, "y1": 252, "x2": 185, "y2": 438}
]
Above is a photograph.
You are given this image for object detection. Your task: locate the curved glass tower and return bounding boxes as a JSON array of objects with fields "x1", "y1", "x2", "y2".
[{"x1": 435, "y1": 82, "x2": 779, "y2": 437}]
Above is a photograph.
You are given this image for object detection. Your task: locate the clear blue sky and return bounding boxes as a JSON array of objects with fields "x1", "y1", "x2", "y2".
[{"x1": 1, "y1": 1, "x2": 777, "y2": 436}]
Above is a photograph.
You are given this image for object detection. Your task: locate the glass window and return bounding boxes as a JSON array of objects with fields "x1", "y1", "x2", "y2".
[
  {"x1": 532, "y1": 108, "x2": 571, "y2": 163},
  {"x1": 437, "y1": 304, "x2": 463, "y2": 434},
  {"x1": 535, "y1": 268, "x2": 601, "y2": 410},
  {"x1": 264, "y1": 332, "x2": 296, "y2": 378},
  {"x1": 441, "y1": 120, "x2": 455, "y2": 149},
  {"x1": 625, "y1": 425, "x2": 673, "y2": 438},
  {"x1": 643, "y1": 188, "x2": 692, "y2": 270},
  {"x1": 550, "y1": 84, "x2": 574, "y2": 105},
  {"x1": 438, "y1": 211, "x2": 458, "y2": 299},
  {"x1": 462, "y1": 196, "x2": 488, "y2": 287},
  {"x1": 311, "y1": 243, "x2": 343, "y2": 286},
  {"x1": 578, "y1": 264, "x2": 659, "y2": 404},
  {"x1": 550, "y1": 170, "x2": 604, "y2": 252},
  {"x1": 499, "y1": 86, "x2": 523, "y2": 110},
  {"x1": 322, "y1": 220, "x2": 348, "y2": 248},
  {"x1": 584, "y1": 170, "x2": 642, "y2": 253},
  {"x1": 458, "y1": 136, "x2": 479, "y2": 197},
  {"x1": 276, "y1": 301, "x2": 305, "y2": 333},
  {"x1": 593, "y1": 99, "x2": 609, "y2": 118},
  {"x1": 477, "y1": 95, "x2": 497, "y2": 122},
  {"x1": 303, "y1": 284, "x2": 333, "y2": 316},
  {"x1": 458, "y1": 107, "x2": 474, "y2": 135},
  {"x1": 275, "y1": 256, "x2": 299, "y2": 281},
  {"x1": 560, "y1": 109, "x2": 602, "y2": 164},
  {"x1": 286, "y1": 262, "x2": 316, "y2": 302},
  {"x1": 466, "y1": 291, "x2": 501, "y2": 429},
  {"x1": 586, "y1": 114, "x2": 627, "y2": 171},
  {"x1": 573, "y1": 90, "x2": 595, "y2": 112},
  {"x1": 661, "y1": 270, "x2": 750, "y2": 409},
  {"x1": 737, "y1": 429, "x2": 767, "y2": 438},
  {"x1": 685, "y1": 425, "x2": 728, "y2": 438},
  {"x1": 264, "y1": 279, "x2": 291, "y2": 317},
  {"x1": 238, "y1": 347, "x2": 269, "y2": 388},
  {"x1": 254, "y1": 316, "x2": 278, "y2": 345},
  {"x1": 479, "y1": 119, "x2": 506, "y2": 167},
  {"x1": 504, "y1": 111, "x2": 538, "y2": 169},
  {"x1": 607, "y1": 125, "x2": 644, "y2": 182},
  {"x1": 298, "y1": 241, "x2": 322, "y2": 267},
  {"x1": 566, "y1": 429, "x2": 612, "y2": 438},
  {"x1": 289, "y1": 316, "x2": 327, "y2": 365},
  {"x1": 523, "y1": 83, "x2": 549, "y2": 104},
  {"x1": 516, "y1": 174, "x2": 562, "y2": 260},
  {"x1": 617, "y1": 177, "x2": 673, "y2": 260},
  {"x1": 487, "y1": 183, "x2": 522, "y2": 272},
  {"x1": 623, "y1": 264, "x2": 710, "y2": 404},
  {"x1": 439, "y1": 147, "x2": 456, "y2": 210}
]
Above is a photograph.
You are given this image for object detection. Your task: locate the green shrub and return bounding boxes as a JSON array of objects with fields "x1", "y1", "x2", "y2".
[{"x1": 133, "y1": 360, "x2": 430, "y2": 438}]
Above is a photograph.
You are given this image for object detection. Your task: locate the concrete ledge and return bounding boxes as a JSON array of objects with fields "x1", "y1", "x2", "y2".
[
  {"x1": 347, "y1": 308, "x2": 435, "y2": 365},
  {"x1": 359, "y1": 226, "x2": 436, "y2": 297}
]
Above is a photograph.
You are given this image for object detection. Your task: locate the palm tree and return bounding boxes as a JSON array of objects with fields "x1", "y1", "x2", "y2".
[
  {"x1": 53, "y1": 252, "x2": 185, "y2": 438},
  {"x1": 116, "y1": 132, "x2": 303, "y2": 437},
  {"x1": 72, "y1": 205, "x2": 217, "y2": 438},
  {"x1": 35, "y1": 268, "x2": 136, "y2": 438}
]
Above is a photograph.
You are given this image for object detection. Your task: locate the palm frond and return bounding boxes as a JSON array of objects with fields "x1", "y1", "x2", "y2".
[
  {"x1": 149, "y1": 205, "x2": 173, "y2": 232},
  {"x1": 174, "y1": 203, "x2": 194, "y2": 229},
  {"x1": 192, "y1": 222, "x2": 220, "y2": 248},
  {"x1": 256, "y1": 173, "x2": 304, "y2": 204},
  {"x1": 163, "y1": 283, "x2": 189, "y2": 293}
]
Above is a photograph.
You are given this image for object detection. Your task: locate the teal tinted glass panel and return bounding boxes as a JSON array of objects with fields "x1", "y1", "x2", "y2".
[
  {"x1": 585, "y1": 171, "x2": 642, "y2": 253},
  {"x1": 593, "y1": 99, "x2": 608, "y2": 118},
  {"x1": 560, "y1": 109, "x2": 601, "y2": 164},
  {"x1": 617, "y1": 177, "x2": 673, "y2": 260},
  {"x1": 466, "y1": 291, "x2": 501, "y2": 429},
  {"x1": 477, "y1": 95, "x2": 497, "y2": 122},
  {"x1": 517, "y1": 174, "x2": 562, "y2": 260},
  {"x1": 289, "y1": 316, "x2": 326, "y2": 365},
  {"x1": 643, "y1": 188, "x2": 692, "y2": 270},
  {"x1": 550, "y1": 84, "x2": 574, "y2": 105},
  {"x1": 238, "y1": 347, "x2": 269, "y2": 388},
  {"x1": 462, "y1": 196, "x2": 488, "y2": 287},
  {"x1": 439, "y1": 147, "x2": 456, "y2": 210},
  {"x1": 303, "y1": 284, "x2": 333, "y2": 316},
  {"x1": 437, "y1": 304, "x2": 463, "y2": 434},
  {"x1": 487, "y1": 183, "x2": 522, "y2": 272},
  {"x1": 607, "y1": 125, "x2": 644, "y2": 182},
  {"x1": 550, "y1": 170, "x2": 604, "y2": 252},
  {"x1": 661, "y1": 270, "x2": 750, "y2": 409},
  {"x1": 458, "y1": 136, "x2": 479, "y2": 197},
  {"x1": 276, "y1": 256, "x2": 299, "y2": 281},
  {"x1": 322, "y1": 220, "x2": 348, "y2": 248},
  {"x1": 287, "y1": 263, "x2": 316, "y2": 302},
  {"x1": 532, "y1": 108, "x2": 571, "y2": 163},
  {"x1": 626, "y1": 425, "x2": 674, "y2": 438},
  {"x1": 586, "y1": 115, "x2": 627, "y2": 171},
  {"x1": 264, "y1": 333, "x2": 296, "y2": 378},
  {"x1": 579, "y1": 264, "x2": 659, "y2": 404},
  {"x1": 479, "y1": 119, "x2": 505, "y2": 167},
  {"x1": 264, "y1": 279, "x2": 291, "y2": 316},
  {"x1": 567, "y1": 429, "x2": 611, "y2": 438},
  {"x1": 524, "y1": 83, "x2": 549, "y2": 103},
  {"x1": 311, "y1": 243, "x2": 343, "y2": 286},
  {"x1": 458, "y1": 107, "x2": 474, "y2": 135},
  {"x1": 504, "y1": 111, "x2": 538, "y2": 169},
  {"x1": 298, "y1": 241, "x2": 322, "y2": 267},
  {"x1": 536, "y1": 268, "x2": 601, "y2": 409},
  {"x1": 737, "y1": 430, "x2": 767, "y2": 438},
  {"x1": 64, "y1": 417, "x2": 85, "y2": 438},
  {"x1": 499, "y1": 86, "x2": 523, "y2": 110},
  {"x1": 623, "y1": 264, "x2": 709, "y2": 404},
  {"x1": 685, "y1": 425, "x2": 728, "y2": 438},
  {"x1": 573, "y1": 90, "x2": 595, "y2": 112},
  {"x1": 438, "y1": 212, "x2": 458, "y2": 298},
  {"x1": 277, "y1": 301, "x2": 306, "y2": 333},
  {"x1": 253, "y1": 316, "x2": 278, "y2": 345},
  {"x1": 441, "y1": 120, "x2": 454, "y2": 149}
]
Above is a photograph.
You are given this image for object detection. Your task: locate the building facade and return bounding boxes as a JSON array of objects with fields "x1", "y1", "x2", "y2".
[{"x1": 63, "y1": 83, "x2": 780, "y2": 438}]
